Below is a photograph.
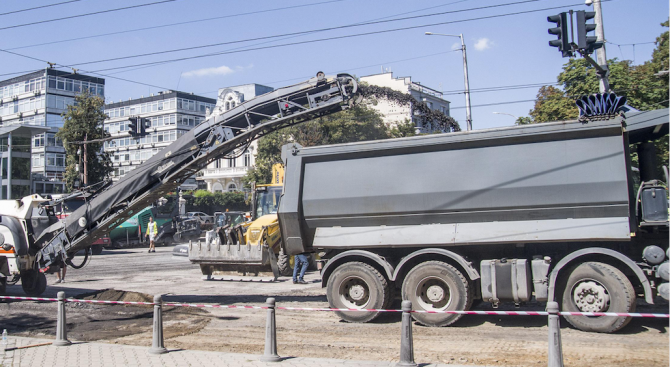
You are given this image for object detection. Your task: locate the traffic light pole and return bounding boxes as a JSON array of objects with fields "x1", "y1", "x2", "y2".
[{"x1": 592, "y1": 0, "x2": 609, "y2": 92}]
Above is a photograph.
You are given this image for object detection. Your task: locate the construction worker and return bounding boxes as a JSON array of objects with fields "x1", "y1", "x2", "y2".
[{"x1": 146, "y1": 217, "x2": 158, "y2": 253}]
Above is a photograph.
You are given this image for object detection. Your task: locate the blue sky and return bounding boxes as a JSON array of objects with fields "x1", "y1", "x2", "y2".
[{"x1": 1, "y1": 0, "x2": 667, "y2": 130}]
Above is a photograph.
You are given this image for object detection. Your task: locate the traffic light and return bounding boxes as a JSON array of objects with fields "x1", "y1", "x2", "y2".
[
  {"x1": 141, "y1": 117, "x2": 151, "y2": 135},
  {"x1": 576, "y1": 10, "x2": 603, "y2": 54},
  {"x1": 547, "y1": 12, "x2": 572, "y2": 57},
  {"x1": 128, "y1": 117, "x2": 139, "y2": 137}
]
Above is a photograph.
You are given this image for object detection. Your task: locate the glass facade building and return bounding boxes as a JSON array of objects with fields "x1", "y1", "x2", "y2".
[
  {"x1": 0, "y1": 68, "x2": 105, "y2": 195},
  {"x1": 103, "y1": 91, "x2": 216, "y2": 189}
]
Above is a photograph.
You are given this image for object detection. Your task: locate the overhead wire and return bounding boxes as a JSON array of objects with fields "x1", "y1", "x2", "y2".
[
  {"x1": 84, "y1": 1, "x2": 608, "y2": 74},
  {"x1": 69, "y1": 0, "x2": 548, "y2": 68},
  {"x1": 0, "y1": 0, "x2": 178, "y2": 31},
  {"x1": 0, "y1": 0, "x2": 81, "y2": 16},
  {"x1": 5, "y1": 0, "x2": 346, "y2": 51}
]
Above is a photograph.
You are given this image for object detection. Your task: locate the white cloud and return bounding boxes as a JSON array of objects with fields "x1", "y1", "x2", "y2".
[
  {"x1": 473, "y1": 38, "x2": 493, "y2": 51},
  {"x1": 183, "y1": 65, "x2": 252, "y2": 78}
]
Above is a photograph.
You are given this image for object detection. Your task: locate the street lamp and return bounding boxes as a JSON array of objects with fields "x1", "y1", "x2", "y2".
[
  {"x1": 492, "y1": 112, "x2": 518, "y2": 120},
  {"x1": 425, "y1": 31, "x2": 472, "y2": 131}
]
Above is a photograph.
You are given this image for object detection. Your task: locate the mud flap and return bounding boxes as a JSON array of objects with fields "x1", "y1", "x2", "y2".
[{"x1": 267, "y1": 244, "x2": 280, "y2": 281}]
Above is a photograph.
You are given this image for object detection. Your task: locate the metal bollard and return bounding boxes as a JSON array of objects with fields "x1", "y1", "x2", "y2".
[
  {"x1": 53, "y1": 291, "x2": 71, "y2": 346},
  {"x1": 260, "y1": 297, "x2": 281, "y2": 362},
  {"x1": 148, "y1": 295, "x2": 168, "y2": 355},
  {"x1": 546, "y1": 301, "x2": 564, "y2": 367},
  {"x1": 396, "y1": 300, "x2": 417, "y2": 367}
]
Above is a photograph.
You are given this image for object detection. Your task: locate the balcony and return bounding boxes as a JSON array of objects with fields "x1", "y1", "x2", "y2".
[{"x1": 197, "y1": 166, "x2": 249, "y2": 179}]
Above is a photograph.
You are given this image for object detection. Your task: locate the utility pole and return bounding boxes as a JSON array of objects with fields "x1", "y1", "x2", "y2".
[
  {"x1": 83, "y1": 133, "x2": 88, "y2": 187},
  {"x1": 425, "y1": 32, "x2": 473, "y2": 130},
  {"x1": 589, "y1": 0, "x2": 609, "y2": 92}
]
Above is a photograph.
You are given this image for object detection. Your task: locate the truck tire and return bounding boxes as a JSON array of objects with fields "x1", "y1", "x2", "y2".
[
  {"x1": 327, "y1": 262, "x2": 390, "y2": 323},
  {"x1": 0, "y1": 277, "x2": 6, "y2": 295},
  {"x1": 91, "y1": 245, "x2": 103, "y2": 255},
  {"x1": 401, "y1": 261, "x2": 471, "y2": 327},
  {"x1": 21, "y1": 270, "x2": 47, "y2": 296},
  {"x1": 278, "y1": 250, "x2": 292, "y2": 277},
  {"x1": 560, "y1": 262, "x2": 635, "y2": 333}
]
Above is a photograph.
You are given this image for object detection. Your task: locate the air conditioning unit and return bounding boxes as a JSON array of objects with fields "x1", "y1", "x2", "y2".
[
  {"x1": 17, "y1": 112, "x2": 22, "y2": 118},
  {"x1": 34, "y1": 91, "x2": 41, "y2": 96},
  {"x1": 12, "y1": 96, "x2": 18, "y2": 101},
  {"x1": 34, "y1": 109, "x2": 38, "y2": 115}
]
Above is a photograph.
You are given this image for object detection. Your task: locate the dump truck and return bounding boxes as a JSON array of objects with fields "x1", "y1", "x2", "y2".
[{"x1": 277, "y1": 112, "x2": 668, "y2": 333}]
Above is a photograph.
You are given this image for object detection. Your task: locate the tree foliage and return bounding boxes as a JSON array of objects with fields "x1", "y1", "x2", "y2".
[
  {"x1": 57, "y1": 92, "x2": 112, "y2": 191},
  {"x1": 184, "y1": 190, "x2": 248, "y2": 213}
]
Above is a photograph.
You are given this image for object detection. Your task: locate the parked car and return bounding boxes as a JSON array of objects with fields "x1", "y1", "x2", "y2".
[{"x1": 187, "y1": 211, "x2": 213, "y2": 225}]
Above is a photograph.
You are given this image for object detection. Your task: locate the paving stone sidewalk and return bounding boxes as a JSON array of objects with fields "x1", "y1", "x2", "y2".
[{"x1": 1, "y1": 336, "x2": 471, "y2": 367}]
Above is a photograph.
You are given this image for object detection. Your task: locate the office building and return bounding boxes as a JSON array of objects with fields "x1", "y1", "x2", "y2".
[
  {"x1": 0, "y1": 68, "x2": 105, "y2": 196},
  {"x1": 103, "y1": 91, "x2": 216, "y2": 189}
]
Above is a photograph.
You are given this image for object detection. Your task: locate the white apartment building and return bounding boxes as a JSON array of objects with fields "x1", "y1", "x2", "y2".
[
  {"x1": 103, "y1": 91, "x2": 216, "y2": 189},
  {"x1": 197, "y1": 83, "x2": 274, "y2": 192},
  {"x1": 359, "y1": 72, "x2": 451, "y2": 133}
]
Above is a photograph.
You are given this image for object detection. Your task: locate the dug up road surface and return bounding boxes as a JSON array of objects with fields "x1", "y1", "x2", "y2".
[{"x1": 1, "y1": 246, "x2": 668, "y2": 366}]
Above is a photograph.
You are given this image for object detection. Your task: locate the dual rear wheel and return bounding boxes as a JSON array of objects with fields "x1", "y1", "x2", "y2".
[{"x1": 326, "y1": 260, "x2": 470, "y2": 326}]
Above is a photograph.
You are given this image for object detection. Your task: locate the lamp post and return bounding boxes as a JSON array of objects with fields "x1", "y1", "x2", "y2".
[
  {"x1": 425, "y1": 32, "x2": 472, "y2": 131},
  {"x1": 492, "y1": 112, "x2": 518, "y2": 120}
]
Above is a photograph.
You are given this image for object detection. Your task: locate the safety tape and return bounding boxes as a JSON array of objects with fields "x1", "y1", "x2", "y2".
[
  {"x1": 2, "y1": 296, "x2": 668, "y2": 318},
  {"x1": 163, "y1": 303, "x2": 267, "y2": 309},
  {"x1": 66, "y1": 299, "x2": 155, "y2": 306}
]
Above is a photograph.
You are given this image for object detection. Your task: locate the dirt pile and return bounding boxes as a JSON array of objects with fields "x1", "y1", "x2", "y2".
[{"x1": 358, "y1": 84, "x2": 460, "y2": 132}]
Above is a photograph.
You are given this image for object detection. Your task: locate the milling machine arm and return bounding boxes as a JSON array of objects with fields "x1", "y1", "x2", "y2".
[{"x1": 35, "y1": 72, "x2": 359, "y2": 270}]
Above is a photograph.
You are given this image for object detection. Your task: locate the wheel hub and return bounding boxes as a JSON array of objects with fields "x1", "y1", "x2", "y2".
[
  {"x1": 573, "y1": 281, "x2": 609, "y2": 312},
  {"x1": 426, "y1": 285, "x2": 445, "y2": 303},
  {"x1": 348, "y1": 284, "x2": 366, "y2": 301}
]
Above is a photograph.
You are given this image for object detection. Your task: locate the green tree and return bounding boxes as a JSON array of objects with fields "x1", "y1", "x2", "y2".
[
  {"x1": 528, "y1": 85, "x2": 579, "y2": 123},
  {"x1": 57, "y1": 92, "x2": 112, "y2": 191}
]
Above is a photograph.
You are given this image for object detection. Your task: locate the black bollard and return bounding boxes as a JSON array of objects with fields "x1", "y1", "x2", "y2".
[
  {"x1": 396, "y1": 300, "x2": 417, "y2": 367},
  {"x1": 53, "y1": 291, "x2": 71, "y2": 346},
  {"x1": 260, "y1": 297, "x2": 281, "y2": 362},
  {"x1": 148, "y1": 294, "x2": 168, "y2": 355},
  {"x1": 546, "y1": 301, "x2": 564, "y2": 367}
]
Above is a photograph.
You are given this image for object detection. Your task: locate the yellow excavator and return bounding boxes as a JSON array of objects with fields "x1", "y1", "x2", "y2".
[{"x1": 191, "y1": 164, "x2": 297, "y2": 278}]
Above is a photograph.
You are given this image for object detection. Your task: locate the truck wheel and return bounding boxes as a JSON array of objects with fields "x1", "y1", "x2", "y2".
[
  {"x1": 560, "y1": 262, "x2": 635, "y2": 333},
  {"x1": 21, "y1": 270, "x2": 47, "y2": 296},
  {"x1": 277, "y1": 250, "x2": 292, "y2": 277},
  {"x1": 327, "y1": 262, "x2": 390, "y2": 323},
  {"x1": 91, "y1": 245, "x2": 103, "y2": 255},
  {"x1": 401, "y1": 261, "x2": 471, "y2": 327},
  {"x1": 0, "y1": 277, "x2": 6, "y2": 295}
]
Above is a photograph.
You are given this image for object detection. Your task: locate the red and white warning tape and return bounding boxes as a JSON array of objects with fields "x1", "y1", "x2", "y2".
[
  {"x1": 0, "y1": 295, "x2": 58, "y2": 302},
  {"x1": 163, "y1": 303, "x2": 267, "y2": 310},
  {"x1": 2, "y1": 296, "x2": 668, "y2": 318},
  {"x1": 66, "y1": 299, "x2": 155, "y2": 306}
]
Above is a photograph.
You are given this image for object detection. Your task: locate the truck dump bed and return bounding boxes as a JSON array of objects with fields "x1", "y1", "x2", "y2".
[{"x1": 278, "y1": 118, "x2": 634, "y2": 255}]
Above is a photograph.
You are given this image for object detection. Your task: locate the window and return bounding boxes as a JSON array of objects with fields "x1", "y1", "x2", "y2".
[
  {"x1": 243, "y1": 149, "x2": 251, "y2": 167},
  {"x1": 46, "y1": 153, "x2": 65, "y2": 167},
  {"x1": 227, "y1": 183, "x2": 237, "y2": 192},
  {"x1": 33, "y1": 134, "x2": 45, "y2": 148},
  {"x1": 32, "y1": 153, "x2": 45, "y2": 167},
  {"x1": 228, "y1": 158, "x2": 236, "y2": 167}
]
